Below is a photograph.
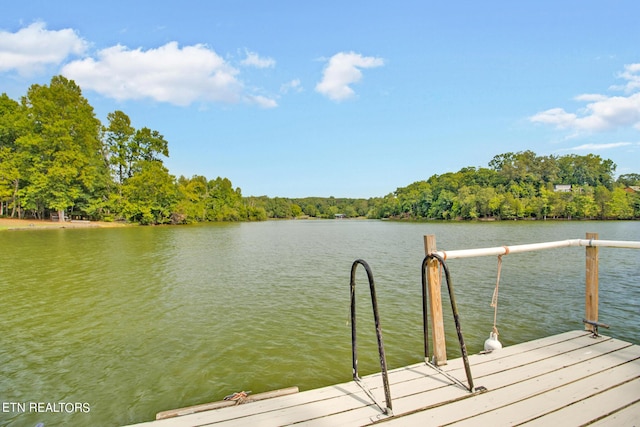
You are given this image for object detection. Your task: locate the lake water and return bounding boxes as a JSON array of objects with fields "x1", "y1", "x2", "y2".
[{"x1": 1, "y1": 220, "x2": 638, "y2": 426}]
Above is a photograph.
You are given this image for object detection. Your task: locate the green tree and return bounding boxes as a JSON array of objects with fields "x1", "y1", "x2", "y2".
[
  {"x1": 128, "y1": 127, "x2": 169, "y2": 176},
  {"x1": 395, "y1": 181, "x2": 432, "y2": 218},
  {"x1": 475, "y1": 186, "x2": 497, "y2": 218},
  {"x1": 557, "y1": 154, "x2": 616, "y2": 188},
  {"x1": 0, "y1": 94, "x2": 24, "y2": 217},
  {"x1": 121, "y1": 161, "x2": 177, "y2": 224},
  {"x1": 266, "y1": 197, "x2": 293, "y2": 218},
  {"x1": 429, "y1": 189, "x2": 456, "y2": 219},
  {"x1": 454, "y1": 186, "x2": 478, "y2": 219},
  {"x1": 243, "y1": 196, "x2": 268, "y2": 220},
  {"x1": 291, "y1": 203, "x2": 303, "y2": 217},
  {"x1": 304, "y1": 202, "x2": 320, "y2": 217},
  {"x1": 488, "y1": 150, "x2": 556, "y2": 185},
  {"x1": 570, "y1": 187, "x2": 597, "y2": 219},
  {"x1": 617, "y1": 174, "x2": 640, "y2": 186},
  {"x1": 18, "y1": 76, "x2": 105, "y2": 221},
  {"x1": 607, "y1": 187, "x2": 634, "y2": 219},
  {"x1": 103, "y1": 119, "x2": 170, "y2": 222},
  {"x1": 104, "y1": 110, "x2": 135, "y2": 185},
  {"x1": 594, "y1": 185, "x2": 612, "y2": 219},
  {"x1": 630, "y1": 192, "x2": 640, "y2": 218},
  {"x1": 206, "y1": 177, "x2": 244, "y2": 221}
]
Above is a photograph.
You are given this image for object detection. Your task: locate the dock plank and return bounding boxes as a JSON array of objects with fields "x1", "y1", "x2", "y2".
[
  {"x1": 125, "y1": 332, "x2": 640, "y2": 427},
  {"x1": 519, "y1": 377, "x2": 640, "y2": 426},
  {"x1": 438, "y1": 351, "x2": 640, "y2": 426},
  {"x1": 131, "y1": 381, "x2": 372, "y2": 427},
  {"x1": 587, "y1": 399, "x2": 640, "y2": 427},
  {"x1": 331, "y1": 336, "x2": 638, "y2": 426}
]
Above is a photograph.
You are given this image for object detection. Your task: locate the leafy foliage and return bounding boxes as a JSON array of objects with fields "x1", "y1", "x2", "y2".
[
  {"x1": 0, "y1": 78, "x2": 638, "y2": 224},
  {"x1": 16, "y1": 76, "x2": 106, "y2": 220},
  {"x1": 367, "y1": 151, "x2": 639, "y2": 220}
]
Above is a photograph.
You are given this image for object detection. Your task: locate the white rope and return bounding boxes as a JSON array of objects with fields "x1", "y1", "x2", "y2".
[{"x1": 490, "y1": 254, "x2": 503, "y2": 336}]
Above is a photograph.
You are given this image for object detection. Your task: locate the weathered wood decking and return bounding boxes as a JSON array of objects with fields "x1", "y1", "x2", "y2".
[{"x1": 128, "y1": 330, "x2": 640, "y2": 426}]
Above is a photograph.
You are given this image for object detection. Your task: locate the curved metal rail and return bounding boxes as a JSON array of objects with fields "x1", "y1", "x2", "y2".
[
  {"x1": 421, "y1": 253, "x2": 475, "y2": 392},
  {"x1": 350, "y1": 259, "x2": 393, "y2": 415}
]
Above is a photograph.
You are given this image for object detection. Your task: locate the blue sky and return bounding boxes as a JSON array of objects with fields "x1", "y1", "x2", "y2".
[{"x1": 1, "y1": 1, "x2": 639, "y2": 198}]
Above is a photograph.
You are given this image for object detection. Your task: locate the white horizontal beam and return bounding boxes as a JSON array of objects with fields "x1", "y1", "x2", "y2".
[{"x1": 432, "y1": 238, "x2": 640, "y2": 260}]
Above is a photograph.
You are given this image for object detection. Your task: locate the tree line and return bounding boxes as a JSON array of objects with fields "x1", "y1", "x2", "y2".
[
  {"x1": 371, "y1": 152, "x2": 640, "y2": 220},
  {"x1": 244, "y1": 151, "x2": 640, "y2": 221},
  {"x1": 1, "y1": 76, "x2": 638, "y2": 224}
]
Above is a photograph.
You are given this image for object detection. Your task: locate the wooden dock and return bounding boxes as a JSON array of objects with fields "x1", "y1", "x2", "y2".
[
  {"x1": 128, "y1": 330, "x2": 640, "y2": 426},
  {"x1": 128, "y1": 234, "x2": 639, "y2": 426}
]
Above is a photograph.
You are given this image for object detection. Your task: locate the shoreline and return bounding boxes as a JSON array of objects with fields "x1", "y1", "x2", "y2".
[{"x1": 0, "y1": 218, "x2": 131, "y2": 231}]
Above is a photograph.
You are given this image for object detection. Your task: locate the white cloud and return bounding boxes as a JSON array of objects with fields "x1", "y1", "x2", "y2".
[
  {"x1": 531, "y1": 64, "x2": 640, "y2": 133},
  {"x1": 280, "y1": 79, "x2": 302, "y2": 94},
  {"x1": 62, "y1": 42, "x2": 244, "y2": 106},
  {"x1": 574, "y1": 94, "x2": 608, "y2": 102},
  {"x1": 560, "y1": 142, "x2": 633, "y2": 152},
  {"x1": 246, "y1": 94, "x2": 277, "y2": 109},
  {"x1": 530, "y1": 108, "x2": 578, "y2": 129},
  {"x1": 612, "y1": 63, "x2": 640, "y2": 92},
  {"x1": 577, "y1": 93, "x2": 640, "y2": 131},
  {"x1": 315, "y1": 51, "x2": 384, "y2": 101},
  {"x1": 531, "y1": 89, "x2": 640, "y2": 132},
  {"x1": 0, "y1": 22, "x2": 318, "y2": 109},
  {"x1": 0, "y1": 22, "x2": 88, "y2": 75},
  {"x1": 240, "y1": 49, "x2": 275, "y2": 68}
]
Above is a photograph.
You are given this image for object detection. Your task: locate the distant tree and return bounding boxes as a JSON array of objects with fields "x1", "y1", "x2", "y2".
[
  {"x1": 175, "y1": 175, "x2": 209, "y2": 222},
  {"x1": 302, "y1": 202, "x2": 319, "y2": 217},
  {"x1": 454, "y1": 186, "x2": 478, "y2": 219},
  {"x1": 607, "y1": 188, "x2": 634, "y2": 219},
  {"x1": 557, "y1": 154, "x2": 616, "y2": 188},
  {"x1": 206, "y1": 177, "x2": 244, "y2": 221},
  {"x1": 617, "y1": 173, "x2": 640, "y2": 186},
  {"x1": 291, "y1": 203, "x2": 303, "y2": 217},
  {"x1": 102, "y1": 114, "x2": 170, "y2": 222},
  {"x1": 266, "y1": 197, "x2": 293, "y2": 218},
  {"x1": 3, "y1": 78, "x2": 639, "y2": 226},
  {"x1": 0, "y1": 94, "x2": 24, "y2": 217},
  {"x1": 18, "y1": 76, "x2": 105, "y2": 221},
  {"x1": 429, "y1": 189, "x2": 456, "y2": 219},
  {"x1": 128, "y1": 127, "x2": 169, "y2": 176},
  {"x1": 104, "y1": 110, "x2": 135, "y2": 185},
  {"x1": 243, "y1": 196, "x2": 268, "y2": 220},
  {"x1": 394, "y1": 180, "x2": 431, "y2": 218},
  {"x1": 594, "y1": 185, "x2": 612, "y2": 219},
  {"x1": 121, "y1": 160, "x2": 177, "y2": 224},
  {"x1": 630, "y1": 192, "x2": 640, "y2": 218}
]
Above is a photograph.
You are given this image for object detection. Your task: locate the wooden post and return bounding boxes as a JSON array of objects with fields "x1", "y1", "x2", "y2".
[
  {"x1": 424, "y1": 235, "x2": 447, "y2": 365},
  {"x1": 585, "y1": 232, "x2": 599, "y2": 332}
]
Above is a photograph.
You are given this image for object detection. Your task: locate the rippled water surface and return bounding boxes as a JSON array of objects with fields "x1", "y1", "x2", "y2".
[{"x1": 1, "y1": 220, "x2": 638, "y2": 426}]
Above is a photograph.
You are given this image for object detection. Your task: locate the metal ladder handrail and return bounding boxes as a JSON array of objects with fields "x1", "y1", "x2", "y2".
[
  {"x1": 350, "y1": 259, "x2": 393, "y2": 415},
  {"x1": 421, "y1": 253, "x2": 475, "y2": 392}
]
